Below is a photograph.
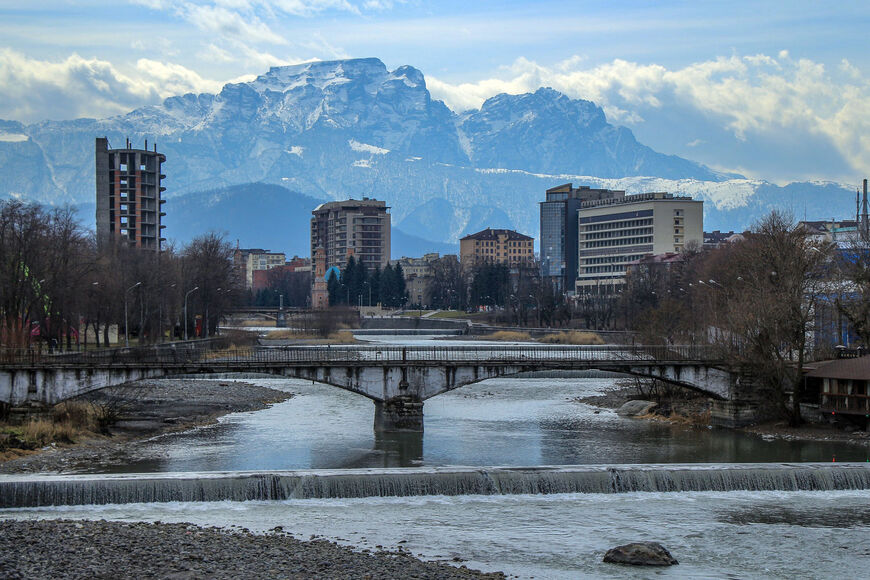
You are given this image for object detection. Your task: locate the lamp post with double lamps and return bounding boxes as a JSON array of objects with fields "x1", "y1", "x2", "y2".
[
  {"x1": 184, "y1": 286, "x2": 199, "y2": 341},
  {"x1": 124, "y1": 281, "x2": 141, "y2": 348}
]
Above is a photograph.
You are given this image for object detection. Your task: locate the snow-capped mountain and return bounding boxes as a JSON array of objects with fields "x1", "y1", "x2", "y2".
[
  {"x1": 0, "y1": 57, "x2": 859, "y2": 250},
  {"x1": 458, "y1": 88, "x2": 734, "y2": 181}
]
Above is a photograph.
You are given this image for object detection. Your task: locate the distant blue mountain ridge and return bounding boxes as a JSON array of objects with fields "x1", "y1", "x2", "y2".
[{"x1": 72, "y1": 183, "x2": 457, "y2": 259}]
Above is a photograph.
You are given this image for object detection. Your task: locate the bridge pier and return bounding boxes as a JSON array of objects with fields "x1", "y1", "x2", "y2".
[
  {"x1": 710, "y1": 399, "x2": 762, "y2": 428},
  {"x1": 374, "y1": 396, "x2": 424, "y2": 432},
  {"x1": 5, "y1": 402, "x2": 52, "y2": 425}
]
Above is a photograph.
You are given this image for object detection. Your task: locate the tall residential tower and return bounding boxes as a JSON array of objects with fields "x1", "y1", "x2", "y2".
[
  {"x1": 310, "y1": 198, "x2": 391, "y2": 272},
  {"x1": 95, "y1": 137, "x2": 166, "y2": 251}
]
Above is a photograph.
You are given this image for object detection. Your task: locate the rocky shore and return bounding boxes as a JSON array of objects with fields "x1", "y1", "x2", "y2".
[
  {"x1": 0, "y1": 378, "x2": 290, "y2": 474},
  {"x1": 0, "y1": 520, "x2": 504, "y2": 579},
  {"x1": 576, "y1": 382, "x2": 870, "y2": 444}
]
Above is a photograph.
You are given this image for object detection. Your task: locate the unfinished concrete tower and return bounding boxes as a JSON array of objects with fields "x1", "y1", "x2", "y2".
[{"x1": 95, "y1": 137, "x2": 166, "y2": 251}]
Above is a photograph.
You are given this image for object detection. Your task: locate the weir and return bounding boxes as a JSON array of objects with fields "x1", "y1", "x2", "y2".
[{"x1": 2, "y1": 463, "x2": 869, "y2": 508}]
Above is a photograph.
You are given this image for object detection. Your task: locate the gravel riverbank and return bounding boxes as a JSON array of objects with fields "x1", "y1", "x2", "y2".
[
  {"x1": 0, "y1": 520, "x2": 505, "y2": 579},
  {"x1": 576, "y1": 382, "x2": 870, "y2": 445},
  {"x1": 0, "y1": 379, "x2": 290, "y2": 475}
]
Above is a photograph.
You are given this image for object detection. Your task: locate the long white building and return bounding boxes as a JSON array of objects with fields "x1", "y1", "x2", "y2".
[{"x1": 575, "y1": 192, "x2": 703, "y2": 293}]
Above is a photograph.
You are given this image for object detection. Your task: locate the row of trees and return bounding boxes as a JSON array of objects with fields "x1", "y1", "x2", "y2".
[
  {"x1": 0, "y1": 199, "x2": 239, "y2": 349},
  {"x1": 617, "y1": 210, "x2": 866, "y2": 426},
  {"x1": 327, "y1": 257, "x2": 408, "y2": 308}
]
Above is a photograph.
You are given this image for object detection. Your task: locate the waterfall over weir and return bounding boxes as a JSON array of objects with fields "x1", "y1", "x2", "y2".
[{"x1": 3, "y1": 464, "x2": 870, "y2": 508}]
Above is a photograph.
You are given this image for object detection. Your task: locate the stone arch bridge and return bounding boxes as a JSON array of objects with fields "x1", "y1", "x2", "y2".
[{"x1": 0, "y1": 344, "x2": 743, "y2": 430}]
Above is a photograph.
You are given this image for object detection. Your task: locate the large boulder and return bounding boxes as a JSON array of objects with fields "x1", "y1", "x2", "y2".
[
  {"x1": 616, "y1": 400, "x2": 658, "y2": 417},
  {"x1": 603, "y1": 542, "x2": 678, "y2": 566}
]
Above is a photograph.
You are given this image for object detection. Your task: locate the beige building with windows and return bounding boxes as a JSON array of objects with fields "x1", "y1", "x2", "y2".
[
  {"x1": 311, "y1": 198, "x2": 391, "y2": 273},
  {"x1": 395, "y1": 253, "x2": 443, "y2": 307},
  {"x1": 575, "y1": 192, "x2": 703, "y2": 293},
  {"x1": 460, "y1": 228, "x2": 534, "y2": 266},
  {"x1": 232, "y1": 248, "x2": 286, "y2": 290}
]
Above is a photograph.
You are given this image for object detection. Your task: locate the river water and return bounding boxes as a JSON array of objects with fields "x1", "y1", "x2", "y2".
[
  {"x1": 76, "y1": 334, "x2": 867, "y2": 473},
  {"x1": 3, "y1": 334, "x2": 870, "y2": 577}
]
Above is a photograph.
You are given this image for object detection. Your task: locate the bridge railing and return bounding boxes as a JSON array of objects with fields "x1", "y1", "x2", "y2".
[{"x1": 0, "y1": 343, "x2": 718, "y2": 367}]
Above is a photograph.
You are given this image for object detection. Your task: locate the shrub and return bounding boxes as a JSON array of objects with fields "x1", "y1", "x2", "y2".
[
  {"x1": 485, "y1": 330, "x2": 533, "y2": 342},
  {"x1": 538, "y1": 331, "x2": 605, "y2": 345},
  {"x1": 21, "y1": 419, "x2": 57, "y2": 447},
  {"x1": 51, "y1": 401, "x2": 94, "y2": 430}
]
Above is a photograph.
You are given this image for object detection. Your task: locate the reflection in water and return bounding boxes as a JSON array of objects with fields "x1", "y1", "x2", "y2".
[
  {"x1": 79, "y1": 376, "x2": 870, "y2": 475},
  {"x1": 374, "y1": 430, "x2": 424, "y2": 466},
  {"x1": 718, "y1": 502, "x2": 870, "y2": 527}
]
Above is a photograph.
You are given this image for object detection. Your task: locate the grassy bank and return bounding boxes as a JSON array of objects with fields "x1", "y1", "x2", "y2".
[
  {"x1": 483, "y1": 330, "x2": 533, "y2": 341},
  {"x1": 264, "y1": 330, "x2": 358, "y2": 343},
  {"x1": 0, "y1": 402, "x2": 104, "y2": 462}
]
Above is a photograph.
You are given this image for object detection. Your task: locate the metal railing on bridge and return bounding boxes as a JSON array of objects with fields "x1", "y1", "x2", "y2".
[{"x1": 0, "y1": 343, "x2": 718, "y2": 368}]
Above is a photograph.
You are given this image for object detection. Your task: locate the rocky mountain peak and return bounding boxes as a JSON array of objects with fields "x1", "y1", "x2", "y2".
[{"x1": 250, "y1": 58, "x2": 390, "y2": 94}]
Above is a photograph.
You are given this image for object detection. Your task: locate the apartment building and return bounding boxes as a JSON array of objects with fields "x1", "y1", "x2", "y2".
[
  {"x1": 95, "y1": 137, "x2": 166, "y2": 251},
  {"x1": 251, "y1": 256, "x2": 311, "y2": 293},
  {"x1": 310, "y1": 198, "x2": 391, "y2": 273},
  {"x1": 232, "y1": 248, "x2": 286, "y2": 290},
  {"x1": 459, "y1": 228, "x2": 534, "y2": 267},
  {"x1": 539, "y1": 183, "x2": 625, "y2": 290},
  {"x1": 575, "y1": 192, "x2": 703, "y2": 293},
  {"x1": 395, "y1": 253, "x2": 443, "y2": 307}
]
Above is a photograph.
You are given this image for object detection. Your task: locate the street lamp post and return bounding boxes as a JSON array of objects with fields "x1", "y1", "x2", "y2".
[
  {"x1": 124, "y1": 281, "x2": 141, "y2": 348},
  {"x1": 184, "y1": 286, "x2": 199, "y2": 341}
]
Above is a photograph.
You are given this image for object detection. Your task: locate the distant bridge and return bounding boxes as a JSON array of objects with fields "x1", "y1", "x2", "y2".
[{"x1": 1, "y1": 344, "x2": 741, "y2": 430}]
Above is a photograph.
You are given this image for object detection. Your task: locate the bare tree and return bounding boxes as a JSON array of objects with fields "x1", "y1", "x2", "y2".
[
  {"x1": 428, "y1": 255, "x2": 465, "y2": 310},
  {"x1": 182, "y1": 233, "x2": 237, "y2": 338},
  {"x1": 705, "y1": 211, "x2": 829, "y2": 425},
  {"x1": 834, "y1": 239, "x2": 870, "y2": 346}
]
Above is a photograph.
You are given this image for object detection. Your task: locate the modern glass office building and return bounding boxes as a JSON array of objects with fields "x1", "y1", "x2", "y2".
[{"x1": 539, "y1": 183, "x2": 624, "y2": 291}]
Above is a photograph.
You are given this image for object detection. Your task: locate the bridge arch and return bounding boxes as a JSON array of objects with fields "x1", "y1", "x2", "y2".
[{"x1": 419, "y1": 363, "x2": 731, "y2": 402}]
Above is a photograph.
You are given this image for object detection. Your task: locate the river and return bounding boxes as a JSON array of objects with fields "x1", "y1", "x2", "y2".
[{"x1": 2, "y1": 334, "x2": 869, "y2": 577}]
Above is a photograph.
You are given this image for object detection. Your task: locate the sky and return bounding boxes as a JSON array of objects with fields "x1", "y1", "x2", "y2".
[{"x1": 0, "y1": 0, "x2": 868, "y2": 185}]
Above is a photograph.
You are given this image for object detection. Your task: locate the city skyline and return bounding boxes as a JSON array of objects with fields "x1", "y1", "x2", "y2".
[{"x1": 1, "y1": 1, "x2": 868, "y2": 184}]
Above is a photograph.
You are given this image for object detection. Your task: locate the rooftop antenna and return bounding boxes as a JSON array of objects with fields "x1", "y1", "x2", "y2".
[{"x1": 863, "y1": 179, "x2": 869, "y2": 241}]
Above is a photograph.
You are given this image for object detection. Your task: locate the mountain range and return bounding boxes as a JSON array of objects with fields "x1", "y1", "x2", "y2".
[{"x1": 0, "y1": 57, "x2": 859, "y2": 256}]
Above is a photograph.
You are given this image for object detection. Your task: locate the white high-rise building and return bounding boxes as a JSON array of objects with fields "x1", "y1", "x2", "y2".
[{"x1": 575, "y1": 192, "x2": 703, "y2": 293}]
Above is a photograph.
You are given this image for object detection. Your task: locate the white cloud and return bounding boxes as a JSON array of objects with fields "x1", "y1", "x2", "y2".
[
  {"x1": 135, "y1": 59, "x2": 224, "y2": 95},
  {"x1": 197, "y1": 43, "x2": 236, "y2": 63},
  {"x1": 181, "y1": 4, "x2": 288, "y2": 45},
  {"x1": 269, "y1": 0, "x2": 361, "y2": 17},
  {"x1": 428, "y1": 53, "x2": 870, "y2": 177},
  {"x1": 0, "y1": 49, "x2": 222, "y2": 122}
]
